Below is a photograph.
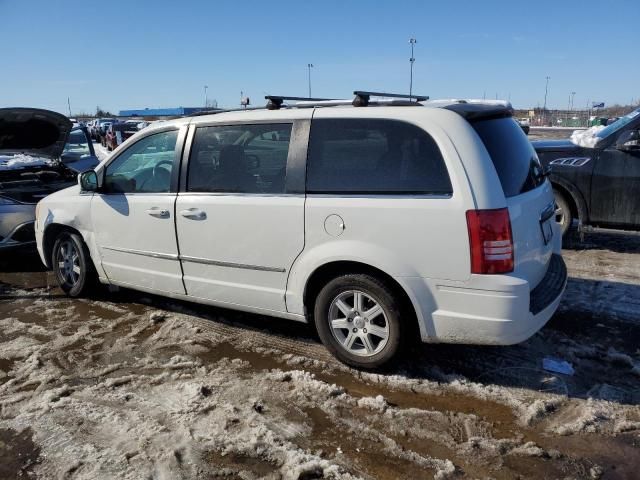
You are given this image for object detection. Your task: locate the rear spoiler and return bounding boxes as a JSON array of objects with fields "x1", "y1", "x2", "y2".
[{"x1": 441, "y1": 102, "x2": 513, "y2": 121}]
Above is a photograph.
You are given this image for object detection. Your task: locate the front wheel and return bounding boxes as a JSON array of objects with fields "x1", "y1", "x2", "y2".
[
  {"x1": 314, "y1": 274, "x2": 403, "y2": 369},
  {"x1": 52, "y1": 232, "x2": 96, "y2": 297}
]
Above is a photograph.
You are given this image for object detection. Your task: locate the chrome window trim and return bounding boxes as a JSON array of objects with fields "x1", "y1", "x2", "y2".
[
  {"x1": 177, "y1": 192, "x2": 304, "y2": 198},
  {"x1": 305, "y1": 193, "x2": 453, "y2": 199}
]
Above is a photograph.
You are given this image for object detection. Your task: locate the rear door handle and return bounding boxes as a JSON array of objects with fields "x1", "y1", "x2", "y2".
[
  {"x1": 180, "y1": 208, "x2": 207, "y2": 220},
  {"x1": 145, "y1": 208, "x2": 170, "y2": 218}
]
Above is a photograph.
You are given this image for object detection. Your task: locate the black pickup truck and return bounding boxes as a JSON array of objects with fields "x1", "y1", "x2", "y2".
[{"x1": 532, "y1": 107, "x2": 640, "y2": 236}]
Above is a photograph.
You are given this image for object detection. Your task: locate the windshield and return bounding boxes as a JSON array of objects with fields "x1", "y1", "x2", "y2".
[
  {"x1": 596, "y1": 108, "x2": 640, "y2": 139},
  {"x1": 63, "y1": 129, "x2": 91, "y2": 156}
]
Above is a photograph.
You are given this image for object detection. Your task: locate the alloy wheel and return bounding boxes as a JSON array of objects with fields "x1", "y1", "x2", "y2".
[
  {"x1": 328, "y1": 290, "x2": 390, "y2": 357},
  {"x1": 56, "y1": 240, "x2": 81, "y2": 288}
]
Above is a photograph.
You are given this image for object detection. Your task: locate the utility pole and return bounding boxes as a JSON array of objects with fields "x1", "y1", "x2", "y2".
[
  {"x1": 307, "y1": 64, "x2": 313, "y2": 98},
  {"x1": 409, "y1": 38, "x2": 417, "y2": 100},
  {"x1": 568, "y1": 91, "x2": 576, "y2": 126},
  {"x1": 543, "y1": 76, "x2": 550, "y2": 125},
  {"x1": 204, "y1": 85, "x2": 208, "y2": 108},
  {"x1": 67, "y1": 97, "x2": 72, "y2": 117}
]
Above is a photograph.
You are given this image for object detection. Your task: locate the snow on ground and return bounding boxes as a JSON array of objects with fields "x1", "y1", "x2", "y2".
[
  {"x1": 0, "y1": 231, "x2": 639, "y2": 479},
  {"x1": 93, "y1": 141, "x2": 110, "y2": 162}
]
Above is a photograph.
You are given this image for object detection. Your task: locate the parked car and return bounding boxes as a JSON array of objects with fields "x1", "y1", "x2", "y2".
[
  {"x1": 105, "y1": 122, "x2": 140, "y2": 151},
  {"x1": 0, "y1": 108, "x2": 99, "y2": 250},
  {"x1": 533, "y1": 107, "x2": 640, "y2": 236},
  {"x1": 99, "y1": 122, "x2": 113, "y2": 148},
  {"x1": 92, "y1": 118, "x2": 115, "y2": 142},
  {"x1": 517, "y1": 117, "x2": 530, "y2": 135},
  {"x1": 35, "y1": 95, "x2": 566, "y2": 368}
]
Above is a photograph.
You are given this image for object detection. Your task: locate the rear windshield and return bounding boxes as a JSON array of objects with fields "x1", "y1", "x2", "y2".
[{"x1": 472, "y1": 117, "x2": 545, "y2": 197}]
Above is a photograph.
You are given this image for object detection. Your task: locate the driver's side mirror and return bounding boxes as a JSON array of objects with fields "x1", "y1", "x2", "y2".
[
  {"x1": 616, "y1": 130, "x2": 640, "y2": 153},
  {"x1": 79, "y1": 170, "x2": 99, "y2": 192}
]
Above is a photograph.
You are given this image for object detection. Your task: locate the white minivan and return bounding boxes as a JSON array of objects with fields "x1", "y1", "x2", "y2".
[{"x1": 35, "y1": 93, "x2": 566, "y2": 368}]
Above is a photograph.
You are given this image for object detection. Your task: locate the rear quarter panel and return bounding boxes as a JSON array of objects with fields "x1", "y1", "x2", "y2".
[{"x1": 286, "y1": 108, "x2": 483, "y2": 316}]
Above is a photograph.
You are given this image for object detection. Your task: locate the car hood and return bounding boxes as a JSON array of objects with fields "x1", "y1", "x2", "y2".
[
  {"x1": 531, "y1": 139, "x2": 580, "y2": 153},
  {"x1": 0, "y1": 107, "x2": 72, "y2": 159}
]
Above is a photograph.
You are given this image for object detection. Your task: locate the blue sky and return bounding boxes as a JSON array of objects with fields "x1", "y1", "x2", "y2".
[{"x1": 1, "y1": 0, "x2": 638, "y2": 114}]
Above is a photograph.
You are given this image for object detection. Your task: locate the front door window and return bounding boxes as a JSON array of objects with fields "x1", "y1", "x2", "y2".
[{"x1": 104, "y1": 130, "x2": 178, "y2": 193}]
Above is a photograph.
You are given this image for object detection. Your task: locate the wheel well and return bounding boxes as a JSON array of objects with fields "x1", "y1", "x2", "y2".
[
  {"x1": 552, "y1": 183, "x2": 578, "y2": 220},
  {"x1": 303, "y1": 261, "x2": 420, "y2": 337},
  {"x1": 42, "y1": 224, "x2": 83, "y2": 269}
]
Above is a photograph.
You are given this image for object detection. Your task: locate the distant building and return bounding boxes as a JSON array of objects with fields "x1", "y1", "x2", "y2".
[{"x1": 118, "y1": 107, "x2": 219, "y2": 117}]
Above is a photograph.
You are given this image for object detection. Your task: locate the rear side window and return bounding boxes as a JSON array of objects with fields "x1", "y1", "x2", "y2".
[
  {"x1": 472, "y1": 117, "x2": 544, "y2": 197},
  {"x1": 306, "y1": 119, "x2": 452, "y2": 194},
  {"x1": 187, "y1": 123, "x2": 292, "y2": 194}
]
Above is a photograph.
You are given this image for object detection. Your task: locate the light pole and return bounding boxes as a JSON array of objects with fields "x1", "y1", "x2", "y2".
[
  {"x1": 307, "y1": 64, "x2": 313, "y2": 98},
  {"x1": 409, "y1": 38, "x2": 417, "y2": 100},
  {"x1": 567, "y1": 91, "x2": 576, "y2": 126},
  {"x1": 204, "y1": 85, "x2": 208, "y2": 108},
  {"x1": 542, "y1": 76, "x2": 550, "y2": 125}
]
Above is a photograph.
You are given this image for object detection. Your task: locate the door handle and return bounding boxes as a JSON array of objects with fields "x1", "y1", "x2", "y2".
[
  {"x1": 180, "y1": 208, "x2": 207, "y2": 220},
  {"x1": 145, "y1": 208, "x2": 170, "y2": 218}
]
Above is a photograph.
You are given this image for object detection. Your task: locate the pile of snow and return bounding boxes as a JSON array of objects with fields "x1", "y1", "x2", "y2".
[
  {"x1": 0, "y1": 153, "x2": 53, "y2": 170},
  {"x1": 569, "y1": 125, "x2": 605, "y2": 148}
]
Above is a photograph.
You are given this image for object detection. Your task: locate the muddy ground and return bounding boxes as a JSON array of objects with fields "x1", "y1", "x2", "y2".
[
  {"x1": 0, "y1": 229, "x2": 639, "y2": 480},
  {"x1": 1, "y1": 130, "x2": 639, "y2": 480}
]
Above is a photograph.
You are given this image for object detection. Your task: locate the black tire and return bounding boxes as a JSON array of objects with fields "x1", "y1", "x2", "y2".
[
  {"x1": 51, "y1": 231, "x2": 97, "y2": 297},
  {"x1": 314, "y1": 274, "x2": 404, "y2": 369},
  {"x1": 553, "y1": 189, "x2": 573, "y2": 238}
]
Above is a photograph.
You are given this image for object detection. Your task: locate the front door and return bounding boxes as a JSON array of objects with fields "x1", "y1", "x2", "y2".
[
  {"x1": 92, "y1": 127, "x2": 186, "y2": 294},
  {"x1": 590, "y1": 135, "x2": 640, "y2": 228},
  {"x1": 175, "y1": 120, "x2": 308, "y2": 313}
]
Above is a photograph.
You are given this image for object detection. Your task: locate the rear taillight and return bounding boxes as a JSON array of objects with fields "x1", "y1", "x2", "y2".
[{"x1": 466, "y1": 208, "x2": 514, "y2": 274}]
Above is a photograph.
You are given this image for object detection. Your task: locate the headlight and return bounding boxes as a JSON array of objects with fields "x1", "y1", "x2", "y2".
[{"x1": 0, "y1": 195, "x2": 17, "y2": 205}]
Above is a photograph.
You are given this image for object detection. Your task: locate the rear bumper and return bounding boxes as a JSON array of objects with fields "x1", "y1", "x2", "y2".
[{"x1": 403, "y1": 254, "x2": 567, "y2": 345}]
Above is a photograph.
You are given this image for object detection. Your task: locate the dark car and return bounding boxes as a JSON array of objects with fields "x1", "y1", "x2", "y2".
[
  {"x1": 105, "y1": 122, "x2": 139, "y2": 151},
  {"x1": 91, "y1": 118, "x2": 115, "y2": 141},
  {"x1": 533, "y1": 107, "x2": 640, "y2": 236},
  {"x1": 0, "y1": 108, "x2": 99, "y2": 250}
]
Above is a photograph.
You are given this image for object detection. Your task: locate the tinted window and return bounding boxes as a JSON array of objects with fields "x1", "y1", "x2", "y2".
[
  {"x1": 187, "y1": 124, "x2": 291, "y2": 194},
  {"x1": 306, "y1": 119, "x2": 451, "y2": 194},
  {"x1": 472, "y1": 117, "x2": 544, "y2": 197},
  {"x1": 104, "y1": 130, "x2": 177, "y2": 193}
]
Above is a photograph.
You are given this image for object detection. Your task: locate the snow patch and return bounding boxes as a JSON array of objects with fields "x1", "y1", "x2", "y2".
[
  {"x1": 0, "y1": 154, "x2": 53, "y2": 169},
  {"x1": 569, "y1": 125, "x2": 605, "y2": 148}
]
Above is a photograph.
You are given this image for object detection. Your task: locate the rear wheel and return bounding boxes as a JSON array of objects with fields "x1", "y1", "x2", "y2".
[
  {"x1": 52, "y1": 232, "x2": 96, "y2": 297},
  {"x1": 314, "y1": 274, "x2": 403, "y2": 369},
  {"x1": 553, "y1": 189, "x2": 573, "y2": 237}
]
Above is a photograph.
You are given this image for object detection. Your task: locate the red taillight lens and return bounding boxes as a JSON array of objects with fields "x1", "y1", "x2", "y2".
[{"x1": 466, "y1": 208, "x2": 514, "y2": 274}]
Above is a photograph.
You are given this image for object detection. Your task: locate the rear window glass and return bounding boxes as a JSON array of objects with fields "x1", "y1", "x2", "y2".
[
  {"x1": 472, "y1": 117, "x2": 544, "y2": 197},
  {"x1": 306, "y1": 118, "x2": 452, "y2": 194}
]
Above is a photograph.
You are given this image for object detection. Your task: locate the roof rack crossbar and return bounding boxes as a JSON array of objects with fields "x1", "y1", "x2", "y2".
[
  {"x1": 353, "y1": 90, "x2": 429, "y2": 106},
  {"x1": 265, "y1": 95, "x2": 335, "y2": 110}
]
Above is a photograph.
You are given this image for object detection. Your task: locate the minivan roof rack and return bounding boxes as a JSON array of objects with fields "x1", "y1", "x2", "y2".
[
  {"x1": 265, "y1": 95, "x2": 335, "y2": 110},
  {"x1": 353, "y1": 91, "x2": 429, "y2": 106}
]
